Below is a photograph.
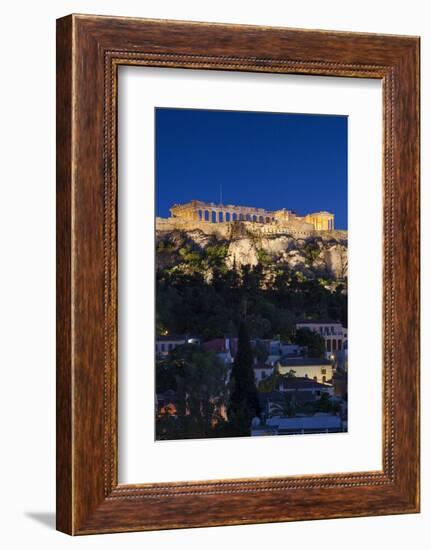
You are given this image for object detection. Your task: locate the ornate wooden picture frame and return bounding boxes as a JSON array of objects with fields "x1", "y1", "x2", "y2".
[{"x1": 56, "y1": 14, "x2": 420, "y2": 535}]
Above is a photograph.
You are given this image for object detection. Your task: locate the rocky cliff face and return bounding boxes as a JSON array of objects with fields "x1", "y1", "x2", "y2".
[
  {"x1": 156, "y1": 222, "x2": 347, "y2": 282},
  {"x1": 226, "y1": 235, "x2": 347, "y2": 280}
]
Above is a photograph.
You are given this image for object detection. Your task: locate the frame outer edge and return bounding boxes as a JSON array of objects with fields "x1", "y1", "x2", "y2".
[
  {"x1": 56, "y1": 14, "x2": 74, "y2": 535},
  {"x1": 56, "y1": 14, "x2": 421, "y2": 535},
  {"x1": 392, "y1": 39, "x2": 420, "y2": 511}
]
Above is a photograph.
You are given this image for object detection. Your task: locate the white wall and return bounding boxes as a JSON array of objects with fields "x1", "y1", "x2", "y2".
[{"x1": 0, "y1": 1, "x2": 428, "y2": 548}]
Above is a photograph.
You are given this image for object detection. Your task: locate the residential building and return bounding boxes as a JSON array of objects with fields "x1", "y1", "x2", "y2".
[
  {"x1": 276, "y1": 356, "x2": 334, "y2": 384},
  {"x1": 155, "y1": 335, "x2": 200, "y2": 356},
  {"x1": 277, "y1": 376, "x2": 334, "y2": 396},
  {"x1": 253, "y1": 362, "x2": 274, "y2": 382}
]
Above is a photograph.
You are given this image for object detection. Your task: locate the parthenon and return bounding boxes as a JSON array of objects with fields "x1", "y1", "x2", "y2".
[{"x1": 167, "y1": 200, "x2": 335, "y2": 231}]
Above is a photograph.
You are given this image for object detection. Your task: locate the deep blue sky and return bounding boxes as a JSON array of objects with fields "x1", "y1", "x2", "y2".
[{"x1": 155, "y1": 108, "x2": 347, "y2": 230}]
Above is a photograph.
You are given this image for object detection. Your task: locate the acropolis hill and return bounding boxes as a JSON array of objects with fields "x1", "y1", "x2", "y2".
[
  {"x1": 156, "y1": 200, "x2": 347, "y2": 280},
  {"x1": 156, "y1": 200, "x2": 342, "y2": 239}
]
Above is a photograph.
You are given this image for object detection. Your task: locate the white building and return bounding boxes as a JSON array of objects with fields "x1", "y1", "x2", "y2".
[
  {"x1": 155, "y1": 335, "x2": 200, "y2": 356},
  {"x1": 265, "y1": 342, "x2": 305, "y2": 366},
  {"x1": 296, "y1": 321, "x2": 348, "y2": 362},
  {"x1": 253, "y1": 363, "x2": 274, "y2": 382}
]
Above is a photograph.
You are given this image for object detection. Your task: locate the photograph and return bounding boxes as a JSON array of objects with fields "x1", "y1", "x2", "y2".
[{"x1": 154, "y1": 107, "x2": 348, "y2": 440}]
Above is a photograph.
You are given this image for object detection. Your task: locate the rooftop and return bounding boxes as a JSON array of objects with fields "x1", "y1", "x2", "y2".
[
  {"x1": 202, "y1": 337, "x2": 239, "y2": 354},
  {"x1": 266, "y1": 415, "x2": 342, "y2": 430},
  {"x1": 156, "y1": 335, "x2": 187, "y2": 342},
  {"x1": 253, "y1": 362, "x2": 273, "y2": 370},
  {"x1": 278, "y1": 356, "x2": 332, "y2": 367},
  {"x1": 156, "y1": 334, "x2": 200, "y2": 342},
  {"x1": 296, "y1": 319, "x2": 344, "y2": 326},
  {"x1": 278, "y1": 377, "x2": 332, "y2": 389}
]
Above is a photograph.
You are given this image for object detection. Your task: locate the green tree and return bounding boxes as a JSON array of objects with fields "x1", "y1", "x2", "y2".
[
  {"x1": 294, "y1": 328, "x2": 326, "y2": 358},
  {"x1": 155, "y1": 344, "x2": 229, "y2": 440},
  {"x1": 303, "y1": 241, "x2": 321, "y2": 267},
  {"x1": 269, "y1": 393, "x2": 297, "y2": 418},
  {"x1": 258, "y1": 364, "x2": 281, "y2": 393},
  {"x1": 228, "y1": 322, "x2": 260, "y2": 436},
  {"x1": 314, "y1": 392, "x2": 337, "y2": 413},
  {"x1": 256, "y1": 247, "x2": 271, "y2": 267}
]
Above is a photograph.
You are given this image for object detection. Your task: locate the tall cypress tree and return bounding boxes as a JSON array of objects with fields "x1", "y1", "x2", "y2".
[{"x1": 228, "y1": 321, "x2": 260, "y2": 436}]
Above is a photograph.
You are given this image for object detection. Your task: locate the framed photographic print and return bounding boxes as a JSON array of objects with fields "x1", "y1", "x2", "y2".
[{"x1": 56, "y1": 14, "x2": 420, "y2": 535}]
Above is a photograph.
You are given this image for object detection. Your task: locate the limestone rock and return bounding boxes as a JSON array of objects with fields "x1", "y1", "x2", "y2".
[
  {"x1": 226, "y1": 238, "x2": 259, "y2": 268},
  {"x1": 156, "y1": 221, "x2": 348, "y2": 282}
]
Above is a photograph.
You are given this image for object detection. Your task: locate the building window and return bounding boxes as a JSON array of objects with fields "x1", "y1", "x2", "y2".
[
  {"x1": 322, "y1": 376, "x2": 326, "y2": 383},
  {"x1": 338, "y1": 339, "x2": 342, "y2": 350},
  {"x1": 321, "y1": 368, "x2": 326, "y2": 374},
  {"x1": 326, "y1": 340, "x2": 331, "y2": 352},
  {"x1": 161, "y1": 343, "x2": 165, "y2": 352},
  {"x1": 261, "y1": 372, "x2": 266, "y2": 379}
]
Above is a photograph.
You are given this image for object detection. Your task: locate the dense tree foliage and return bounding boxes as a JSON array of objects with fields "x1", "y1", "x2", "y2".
[
  {"x1": 269, "y1": 391, "x2": 340, "y2": 418},
  {"x1": 228, "y1": 322, "x2": 261, "y2": 436},
  {"x1": 156, "y1": 344, "x2": 229, "y2": 440},
  {"x1": 156, "y1": 232, "x2": 347, "y2": 341},
  {"x1": 295, "y1": 328, "x2": 326, "y2": 358}
]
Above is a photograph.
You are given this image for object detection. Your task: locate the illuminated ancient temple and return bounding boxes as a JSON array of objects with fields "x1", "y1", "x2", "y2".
[{"x1": 168, "y1": 200, "x2": 334, "y2": 231}]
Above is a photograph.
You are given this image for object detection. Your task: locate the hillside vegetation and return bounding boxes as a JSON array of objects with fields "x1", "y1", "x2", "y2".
[{"x1": 156, "y1": 223, "x2": 347, "y2": 341}]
